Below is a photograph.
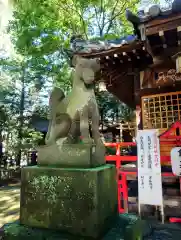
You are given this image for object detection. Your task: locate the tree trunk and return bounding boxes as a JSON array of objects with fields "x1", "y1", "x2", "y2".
[
  {"x1": 5, "y1": 129, "x2": 10, "y2": 154},
  {"x1": 16, "y1": 65, "x2": 26, "y2": 167},
  {"x1": 0, "y1": 130, "x2": 3, "y2": 165}
]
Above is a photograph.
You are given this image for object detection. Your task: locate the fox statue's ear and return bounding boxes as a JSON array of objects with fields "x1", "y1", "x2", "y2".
[
  {"x1": 72, "y1": 55, "x2": 85, "y2": 67},
  {"x1": 72, "y1": 55, "x2": 91, "y2": 68}
]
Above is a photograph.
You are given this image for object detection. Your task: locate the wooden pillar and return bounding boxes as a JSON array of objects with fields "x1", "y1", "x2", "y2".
[
  {"x1": 176, "y1": 54, "x2": 181, "y2": 73},
  {"x1": 172, "y1": 52, "x2": 181, "y2": 73},
  {"x1": 136, "y1": 105, "x2": 141, "y2": 131},
  {"x1": 177, "y1": 26, "x2": 181, "y2": 46},
  {"x1": 134, "y1": 69, "x2": 142, "y2": 132},
  {"x1": 159, "y1": 30, "x2": 167, "y2": 49},
  {"x1": 134, "y1": 68, "x2": 140, "y2": 104},
  {"x1": 140, "y1": 71, "x2": 144, "y2": 89}
]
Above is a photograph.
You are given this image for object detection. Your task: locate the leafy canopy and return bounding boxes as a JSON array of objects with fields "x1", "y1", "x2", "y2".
[{"x1": 11, "y1": 0, "x2": 140, "y2": 56}]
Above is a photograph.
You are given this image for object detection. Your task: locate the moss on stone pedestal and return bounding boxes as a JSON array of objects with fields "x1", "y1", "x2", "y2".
[
  {"x1": 20, "y1": 165, "x2": 117, "y2": 239},
  {"x1": 2, "y1": 214, "x2": 145, "y2": 240}
]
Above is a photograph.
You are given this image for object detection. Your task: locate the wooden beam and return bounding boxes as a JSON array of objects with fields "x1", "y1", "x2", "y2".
[
  {"x1": 145, "y1": 13, "x2": 181, "y2": 28},
  {"x1": 145, "y1": 39, "x2": 155, "y2": 59},
  {"x1": 133, "y1": 69, "x2": 140, "y2": 105},
  {"x1": 107, "y1": 79, "x2": 135, "y2": 108},
  {"x1": 150, "y1": 46, "x2": 181, "y2": 59},
  {"x1": 145, "y1": 18, "x2": 181, "y2": 36},
  {"x1": 136, "y1": 105, "x2": 142, "y2": 130},
  {"x1": 119, "y1": 52, "x2": 131, "y2": 62},
  {"x1": 159, "y1": 30, "x2": 167, "y2": 49},
  {"x1": 139, "y1": 24, "x2": 146, "y2": 41},
  {"x1": 172, "y1": 51, "x2": 181, "y2": 73},
  {"x1": 134, "y1": 68, "x2": 140, "y2": 90},
  {"x1": 136, "y1": 82, "x2": 181, "y2": 97},
  {"x1": 177, "y1": 26, "x2": 181, "y2": 46},
  {"x1": 149, "y1": 59, "x2": 175, "y2": 71}
]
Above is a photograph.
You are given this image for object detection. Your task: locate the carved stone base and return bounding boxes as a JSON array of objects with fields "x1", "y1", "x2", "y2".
[
  {"x1": 37, "y1": 141, "x2": 105, "y2": 168},
  {"x1": 20, "y1": 165, "x2": 117, "y2": 239},
  {"x1": 2, "y1": 214, "x2": 145, "y2": 240}
]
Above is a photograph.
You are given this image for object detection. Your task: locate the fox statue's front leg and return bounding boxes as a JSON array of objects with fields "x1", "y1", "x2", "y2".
[
  {"x1": 90, "y1": 102, "x2": 103, "y2": 145},
  {"x1": 46, "y1": 113, "x2": 72, "y2": 145},
  {"x1": 79, "y1": 106, "x2": 92, "y2": 144}
]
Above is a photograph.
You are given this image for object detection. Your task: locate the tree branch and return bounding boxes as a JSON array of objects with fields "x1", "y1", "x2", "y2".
[
  {"x1": 58, "y1": 1, "x2": 88, "y2": 39},
  {"x1": 101, "y1": 0, "x2": 106, "y2": 35},
  {"x1": 105, "y1": 1, "x2": 127, "y2": 34},
  {"x1": 94, "y1": 6, "x2": 102, "y2": 36}
]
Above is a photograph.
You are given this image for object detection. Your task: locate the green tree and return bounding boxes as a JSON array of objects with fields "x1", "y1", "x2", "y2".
[
  {"x1": 12, "y1": 0, "x2": 140, "y2": 55},
  {"x1": 0, "y1": 55, "x2": 47, "y2": 165},
  {"x1": 0, "y1": 0, "x2": 140, "y2": 165},
  {"x1": 9, "y1": 0, "x2": 141, "y2": 98},
  {"x1": 96, "y1": 91, "x2": 135, "y2": 124}
]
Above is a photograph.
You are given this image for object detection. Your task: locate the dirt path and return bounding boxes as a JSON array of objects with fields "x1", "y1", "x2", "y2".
[{"x1": 0, "y1": 184, "x2": 20, "y2": 227}]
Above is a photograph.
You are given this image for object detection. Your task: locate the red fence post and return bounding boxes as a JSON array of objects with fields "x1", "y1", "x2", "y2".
[
  {"x1": 121, "y1": 172, "x2": 128, "y2": 213},
  {"x1": 105, "y1": 141, "x2": 181, "y2": 221}
]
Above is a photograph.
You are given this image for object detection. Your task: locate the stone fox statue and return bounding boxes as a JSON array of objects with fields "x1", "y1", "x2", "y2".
[
  {"x1": 45, "y1": 56, "x2": 101, "y2": 145},
  {"x1": 42, "y1": 56, "x2": 104, "y2": 167}
]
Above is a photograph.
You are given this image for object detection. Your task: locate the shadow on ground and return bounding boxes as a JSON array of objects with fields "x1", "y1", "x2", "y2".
[{"x1": 0, "y1": 184, "x2": 20, "y2": 227}]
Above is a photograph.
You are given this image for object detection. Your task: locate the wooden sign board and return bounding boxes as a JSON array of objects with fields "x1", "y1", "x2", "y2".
[{"x1": 137, "y1": 129, "x2": 164, "y2": 219}]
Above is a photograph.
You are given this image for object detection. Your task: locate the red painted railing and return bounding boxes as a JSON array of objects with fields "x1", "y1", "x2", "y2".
[{"x1": 104, "y1": 142, "x2": 180, "y2": 214}]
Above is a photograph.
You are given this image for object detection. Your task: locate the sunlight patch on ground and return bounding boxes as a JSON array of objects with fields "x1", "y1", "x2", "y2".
[{"x1": 0, "y1": 187, "x2": 20, "y2": 227}]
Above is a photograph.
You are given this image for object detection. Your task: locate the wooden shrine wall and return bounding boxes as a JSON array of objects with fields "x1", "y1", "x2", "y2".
[
  {"x1": 139, "y1": 61, "x2": 179, "y2": 89},
  {"x1": 141, "y1": 91, "x2": 181, "y2": 165}
]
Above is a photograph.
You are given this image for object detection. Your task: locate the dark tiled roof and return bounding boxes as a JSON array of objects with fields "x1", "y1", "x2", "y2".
[
  {"x1": 71, "y1": 35, "x2": 138, "y2": 56},
  {"x1": 134, "y1": 0, "x2": 181, "y2": 23}
]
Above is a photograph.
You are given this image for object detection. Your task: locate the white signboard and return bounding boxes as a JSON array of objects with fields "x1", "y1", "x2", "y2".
[
  {"x1": 137, "y1": 129, "x2": 163, "y2": 206},
  {"x1": 171, "y1": 147, "x2": 181, "y2": 176}
]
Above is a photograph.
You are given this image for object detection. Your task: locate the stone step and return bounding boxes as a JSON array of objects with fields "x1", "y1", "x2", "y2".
[
  {"x1": 128, "y1": 196, "x2": 181, "y2": 207},
  {"x1": 164, "y1": 188, "x2": 180, "y2": 196},
  {"x1": 121, "y1": 166, "x2": 179, "y2": 184},
  {"x1": 121, "y1": 167, "x2": 178, "y2": 184},
  {"x1": 127, "y1": 197, "x2": 181, "y2": 219},
  {"x1": 127, "y1": 183, "x2": 180, "y2": 197}
]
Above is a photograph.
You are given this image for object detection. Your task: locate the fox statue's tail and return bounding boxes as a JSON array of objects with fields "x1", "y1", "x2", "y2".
[{"x1": 45, "y1": 87, "x2": 65, "y2": 145}]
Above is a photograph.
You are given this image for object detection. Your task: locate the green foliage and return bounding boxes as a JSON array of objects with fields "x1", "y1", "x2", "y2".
[
  {"x1": 96, "y1": 91, "x2": 135, "y2": 123},
  {"x1": 9, "y1": 0, "x2": 63, "y2": 56},
  {"x1": 54, "y1": 63, "x2": 72, "y2": 94},
  {"x1": 119, "y1": 104, "x2": 136, "y2": 122},
  {"x1": 0, "y1": 106, "x2": 8, "y2": 130},
  {"x1": 11, "y1": 0, "x2": 140, "y2": 56},
  {"x1": 0, "y1": 0, "x2": 139, "y2": 166},
  {"x1": 0, "y1": 56, "x2": 44, "y2": 162}
]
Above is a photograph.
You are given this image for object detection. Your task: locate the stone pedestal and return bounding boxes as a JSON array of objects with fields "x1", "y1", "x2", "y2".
[
  {"x1": 20, "y1": 165, "x2": 117, "y2": 239},
  {"x1": 37, "y1": 141, "x2": 105, "y2": 168},
  {"x1": 1, "y1": 214, "x2": 145, "y2": 240}
]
